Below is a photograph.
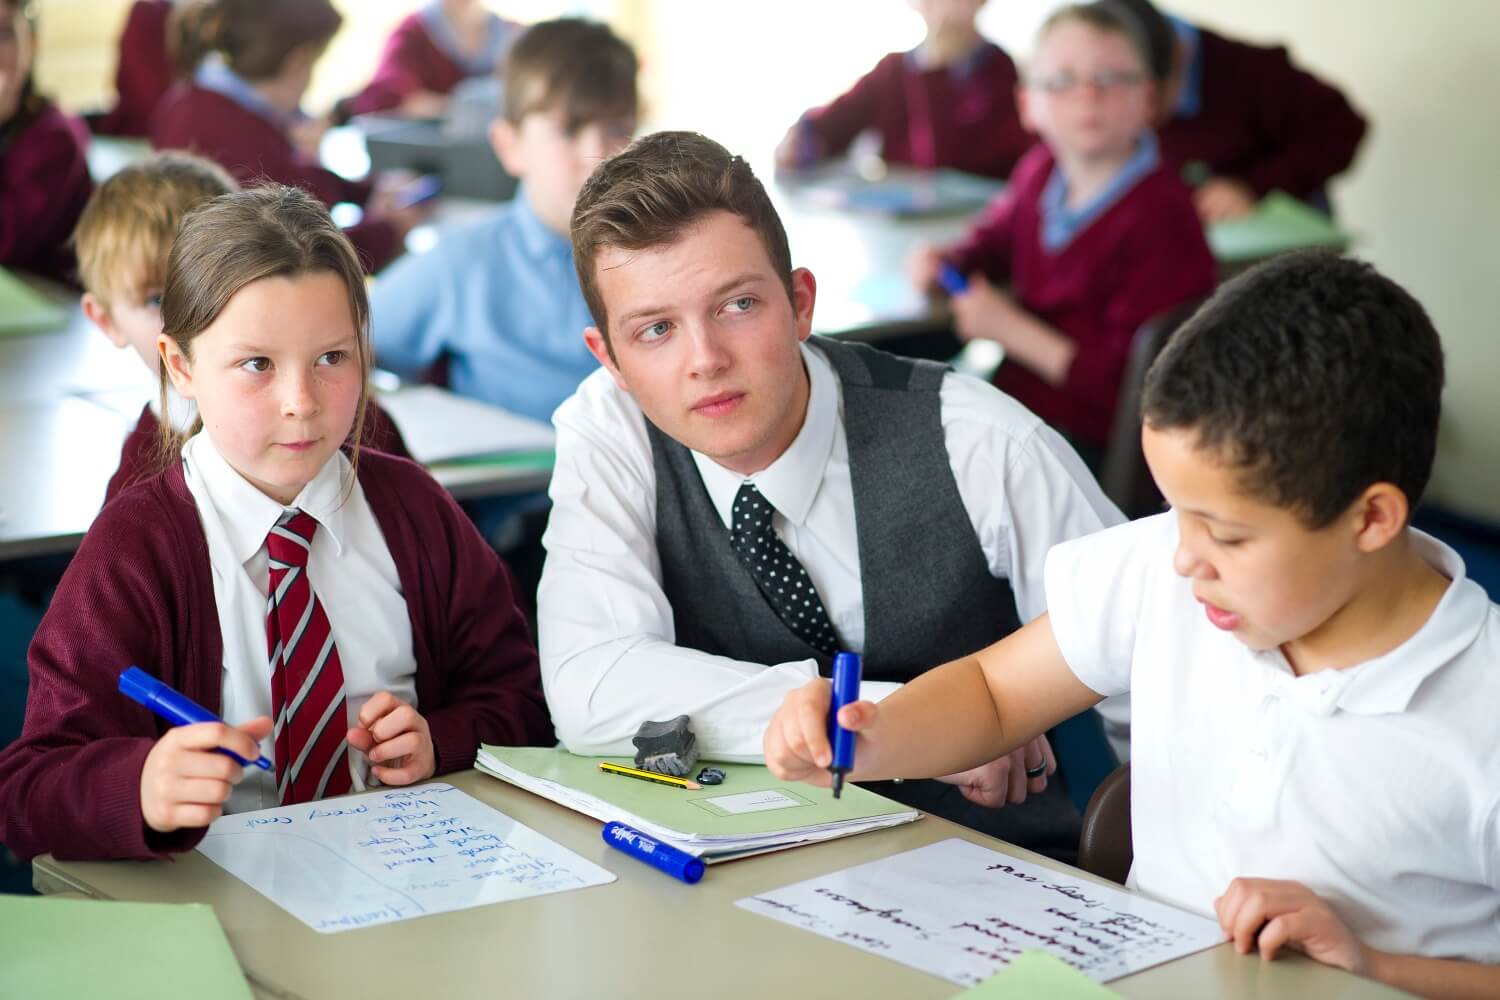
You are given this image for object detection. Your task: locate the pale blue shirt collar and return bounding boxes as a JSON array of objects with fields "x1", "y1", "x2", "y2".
[
  {"x1": 1255, "y1": 532, "x2": 1485, "y2": 717},
  {"x1": 903, "y1": 39, "x2": 993, "y2": 80},
  {"x1": 194, "y1": 54, "x2": 306, "y2": 130},
  {"x1": 182, "y1": 431, "x2": 350, "y2": 566},
  {"x1": 1168, "y1": 16, "x2": 1203, "y2": 119},
  {"x1": 511, "y1": 185, "x2": 572, "y2": 263},
  {"x1": 419, "y1": 2, "x2": 512, "y2": 76},
  {"x1": 694, "y1": 342, "x2": 838, "y2": 531},
  {"x1": 1040, "y1": 130, "x2": 1161, "y2": 253}
]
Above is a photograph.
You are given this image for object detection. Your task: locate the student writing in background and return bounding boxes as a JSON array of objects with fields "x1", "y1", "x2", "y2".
[
  {"x1": 91, "y1": 0, "x2": 175, "y2": 138},
  {"x1": 150, "y1": 0, "x2": 429, "y2": 272},
  {"x1": 0, "y1": 187, "x2": 551, "y2": 862},
  {"x1": 909, "y1": 1, "x2": 1216, "y2": 469},
  {"x1": 0, "y1": 0, "x2": 92, "y2": 285},
  {"x1": 334, "y1": 0, "x2": 522, "y2": 123},
  {"x1": 1113, "y1": 0, "x2": 1367, "y2": 221},
  {"x1": 768, "y1": 252, "x2": 1500, "y2": 999},
  {"x1": 774, "y1": 0, "x2": 1030, "y2": 179},
  {"x1": 73, "y1": 152, "x2": 412, "y2": 505},
  {"x1": 370, "y1": 18, "x2": 637, "y2": 424}
]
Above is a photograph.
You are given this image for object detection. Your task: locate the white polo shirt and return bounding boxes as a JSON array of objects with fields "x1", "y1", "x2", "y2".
[{"x1": 1046, "y1": 513, "x2": 1500, "y2": 961}]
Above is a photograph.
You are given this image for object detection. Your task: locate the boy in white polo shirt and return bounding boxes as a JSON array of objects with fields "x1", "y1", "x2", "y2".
[{"x1": 764, "y1": 250, "x2": 1500, "y2": 997}]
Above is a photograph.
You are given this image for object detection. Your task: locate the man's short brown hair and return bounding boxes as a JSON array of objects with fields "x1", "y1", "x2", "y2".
[
  {"x1": 73, "y1": 152, "x2": 237, "y2": 307},
  {"x1": 502, "y1": 18, "x2": 638, "y2": 130},
  {"x1": 570, "y1": 131, "x2": 794, "y2": 346}
]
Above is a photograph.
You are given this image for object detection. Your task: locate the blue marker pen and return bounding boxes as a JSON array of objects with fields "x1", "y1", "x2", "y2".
[
  {"x1": 826, "y1": 651, "x2": 862, "y2": 799},
  {"x1": 938, "y1": 261, "x2": 969, "y2": 296},
  {"x1": 602, "y1": 821, "x2": 705, "y2": 884},
  {"x1": 118, "y1": 667, "x2": 272, "y2": 771}
]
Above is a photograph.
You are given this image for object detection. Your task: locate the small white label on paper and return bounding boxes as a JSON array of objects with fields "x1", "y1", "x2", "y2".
[{"x1": 703, "y1": 789, "x2": 805, "y2": 814}]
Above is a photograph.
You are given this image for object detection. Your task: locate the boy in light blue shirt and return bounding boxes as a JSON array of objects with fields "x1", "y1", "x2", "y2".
[{"x1": 371, "y1": 18, "x2": 638, "y2": 424}]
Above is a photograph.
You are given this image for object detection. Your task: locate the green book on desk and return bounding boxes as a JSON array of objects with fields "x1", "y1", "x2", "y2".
[
  {"x1": 0, "y1": 896, "x2": 253, "y2": 999},
  {"x1": 0, "y1": 267, "x2": 68, "y2": 337},
  {"x1": 1208, "y1": 191, "x2": 1351, "y2": 264},
  {"x1": 477, "y1": 745, "x2": 919, "y2": 861}
]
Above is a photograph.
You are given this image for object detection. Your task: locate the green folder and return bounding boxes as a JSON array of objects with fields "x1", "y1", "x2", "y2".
[
  {"x1": 953, "y1": 951, "x2": 1121, "y2": 998},
  {"x1": 1208, "y1": 191, "x2": 1351, "y2": 264},
  {"x1": 0, "y1": 267, "x2": 68, "y2": 337},
  {"x1": 0, "y1": 895, "x2": 253, "y2": 999},
  {"x1": 478, "y1": 745, "x2": 916, "y2": 846}
]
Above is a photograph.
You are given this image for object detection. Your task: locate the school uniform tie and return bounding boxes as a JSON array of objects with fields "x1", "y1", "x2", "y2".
[
  {"x1": 265, "y1": 509, "x2": 353, "y2": 805},
  {"x1": 728, "y1": 482, "x2": 840, "y2": 657}
]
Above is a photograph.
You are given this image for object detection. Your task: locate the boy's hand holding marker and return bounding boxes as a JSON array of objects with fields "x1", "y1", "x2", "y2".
[
  {"x1": 140, "y1": 717, "x2": 272, "y2": 834},
  {"x1": 346, "y1": 692, "x2": 436, "y2": 786}
]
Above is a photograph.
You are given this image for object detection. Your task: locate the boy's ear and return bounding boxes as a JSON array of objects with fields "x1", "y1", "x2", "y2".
[
  {"x1": 158, "y1": 333, "x2": 196, "y2": 399},
  {"x1": 489, "y1": 118, "x2": 523, "y2": 175},
  {"x1": 583, "y1": 325, "x2": 628, "y2": 392},
  {"x1": 1350, "y1": 482, "x2": 1410, "y2": 554},
  {"x1": 82, "y1": 293, "x2": 127, "y2": 348},
  {"x1": 1014, "y1": 83, "x2": 1038, "y2": 134},
  {"x1": 790, "y1": 267, "x2": 817, "y2": 343}
]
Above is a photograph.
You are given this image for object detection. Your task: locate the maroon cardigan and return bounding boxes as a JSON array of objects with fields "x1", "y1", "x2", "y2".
[
  {"x1": 0, "y1": 450, "x2": 553, "y2": 862},
  {"x1": 92, "y1": 0, "x2": 174, "y2": 138},
  {"x1": 1158, "y1": 28, "x2": 1367, "y2": 200},
  {"x1": 800, "y1": 44, "x2": 1031, "y2": 180},
  {"x1": 948, "y1": 143, "x2": 1217, "y2": 448},
  {"x1": 339, "y1": 12, "x2": 470, "y2": 119},
  {"x1": 104, "y1": 401, "x2": 415, "y2": 505},
  {"x1": 149, "y1": 84, "x2": 400, "y2": 271},
  {"x1": 0, "y1": 101, "x2": 93, "y2": 284}
]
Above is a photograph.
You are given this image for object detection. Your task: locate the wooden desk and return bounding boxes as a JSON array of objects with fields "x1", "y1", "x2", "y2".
[{"x1": 34, "y1": 769, "x2": 1410, "y2": 1000}]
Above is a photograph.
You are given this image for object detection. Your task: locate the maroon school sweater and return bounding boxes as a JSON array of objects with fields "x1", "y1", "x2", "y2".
[
  {"x1": 0, "y1": 450, "x2": 553, "y2": 862},
  {"x1": 1158, "y1": 28, "x2": 1367, "y2": 200},
  {"x1": 0, "y1": 101, "x2": 93, "y2": 284},
  {"x1": 92, "y1": 1, "x2": 174, "y2": 138},
  {"x1": 948, "y1": 143, "x2": 1217, "y2": 448},
  {"x1": 104, "y1": 401, "x2": 415, "y2": 504},
  {"x1": 339, "y1": 13, "x2": 471, "y2": 119},
  {"x1": 149, "y1": 84, "x2": 400, "y2": 271},
  {"x1": 800, "y1": 43, "x2": 1031, "y2": 180}
]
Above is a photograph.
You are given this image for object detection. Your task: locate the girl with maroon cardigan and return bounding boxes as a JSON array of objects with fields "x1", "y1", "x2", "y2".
[
  {"x1": 0, "y1": 186, "x2": 552, "y2": 862},
  {"x1": 335, "y1": 0, "x2": 522, "y2": 122},
  {"x1": 910, "y1": 2, "x2": 1216, "y2": 463},
  {"x1": 0, "y1": 0, "x2": 92, "y2": 284},
  {"x1": 150, "y1": 0, "x2": 427, "y2": 272},
  {"x1": 774, "y1": 0, "x2": 1030, "y2": 180}
]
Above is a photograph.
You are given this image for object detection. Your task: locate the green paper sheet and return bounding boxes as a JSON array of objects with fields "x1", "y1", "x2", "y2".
[
  {"x1": 480, "y1": 745, "x2": 912, "y2": 838},
  {"x1": 0, "y1": 895, "x2": 253, "y2": 1000},
  {"x1": 1208, "y1": 191, "x2": 1351, "y2": 264},
  {"x1": 954, "y1": 951, "x2": 1121, "y2": 998},
  {"x1": 0, "y1": 267, "x2": 68, "y2": 337}
]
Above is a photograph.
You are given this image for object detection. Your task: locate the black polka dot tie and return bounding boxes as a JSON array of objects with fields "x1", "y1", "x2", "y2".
[{"x1": 729, "y1": 481, "x2": 840, "y2": 657}]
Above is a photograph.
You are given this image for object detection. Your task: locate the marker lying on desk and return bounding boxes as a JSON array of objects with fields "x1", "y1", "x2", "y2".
[
  {"x1": 598, "y1": 761, "x2": 702, "y2": 790},
  {"x1": 827, "y1": 651, "x2": 862, "y2": 798},
  {"x1": 118, "y1": 667, "x2": 272, "y2": 770},
  {"x1": 938, "y1": 261, "x2": 969, "y2": 296},
  {"x1": 602, "y1": 821, "x2": 705, "y2": 884}
]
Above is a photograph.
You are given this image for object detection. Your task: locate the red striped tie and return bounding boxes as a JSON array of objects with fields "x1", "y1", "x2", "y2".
[{"x1": 265, "y1": 510, "x2": 352, "y2": 805}]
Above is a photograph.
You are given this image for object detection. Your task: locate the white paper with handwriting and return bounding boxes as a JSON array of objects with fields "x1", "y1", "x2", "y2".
[
  {"x1": 197, "y1": 783, "x2": 614, "y2": 933},
  {"x1": 737, "y1": 838, "x2": 1222, "y2": 985}
]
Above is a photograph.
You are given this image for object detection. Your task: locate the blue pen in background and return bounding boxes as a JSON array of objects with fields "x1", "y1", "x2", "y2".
[
  {"x1": 938, "y1": 261, "x2": 969, "y2": 296},
  {"x1": 119, "y1": 667, "x2": 272, "y2": 771},
  {"x1": 826, "y1": 651, "x2": 861, "y2": 798}
]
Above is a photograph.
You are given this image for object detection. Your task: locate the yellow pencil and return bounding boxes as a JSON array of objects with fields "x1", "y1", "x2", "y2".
[{"x1": 598, "y1": 761, "x2": 702, "y2": 790}]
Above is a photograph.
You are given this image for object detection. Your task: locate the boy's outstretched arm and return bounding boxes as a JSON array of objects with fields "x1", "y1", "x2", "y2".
[
  {"x1": 765, "y1": 614, "x2": 1103, "y2": 784},
  {"x1": 1216, "y1": 878, "x2": 1500, "y2": 998}
]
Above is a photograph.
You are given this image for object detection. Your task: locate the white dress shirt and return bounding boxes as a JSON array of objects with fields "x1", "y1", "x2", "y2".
[
  {"x1": 1048, "y1": 513, "x2": 1500, "y2": 961},
  {"x1": 181, "y1": 433, "x2": 417, "y2": 813},
  {"x1": 539, "y1": 342, "x2": 1125, "y2": 760}
]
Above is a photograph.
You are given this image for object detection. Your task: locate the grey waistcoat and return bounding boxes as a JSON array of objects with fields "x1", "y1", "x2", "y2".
[{"x1": 647, "y1": 337, "x2": 1019, "y2": 683}]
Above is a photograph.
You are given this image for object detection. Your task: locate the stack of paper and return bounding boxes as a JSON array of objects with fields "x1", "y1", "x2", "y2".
[
  {"x1": 1208, "y1": 191, "x2": 1351, "y2": 263},
  {"x1": 477, "y1": 745, "x2": 919, "y2": 861},
  {"x1": 375, "y1": 385, "x2": 555, "y2": 463}
]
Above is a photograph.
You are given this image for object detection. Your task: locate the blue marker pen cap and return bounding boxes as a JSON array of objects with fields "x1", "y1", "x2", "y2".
[
  {"x1": 603, "y1": 821, "x2": 705, "y2": 884},
  {"x1": 119, "y1": 666, "x2": 163, "y2": 704}
]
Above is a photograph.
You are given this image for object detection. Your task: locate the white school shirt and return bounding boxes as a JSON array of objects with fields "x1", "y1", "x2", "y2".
[
  {"x1": 538, "y1": 342, "x2": 1125, "y2": 760},
  {"x1": 181, "y1": 433, "x2": 418, "y2": 813},
  {"x1": 1046, "y1": 513, "x2": 1500, "y2": 961}
]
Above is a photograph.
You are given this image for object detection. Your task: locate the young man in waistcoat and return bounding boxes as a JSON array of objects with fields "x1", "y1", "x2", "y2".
[{"x1": 536, "y1": 131, "x2": 1124, "y2": 858}]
